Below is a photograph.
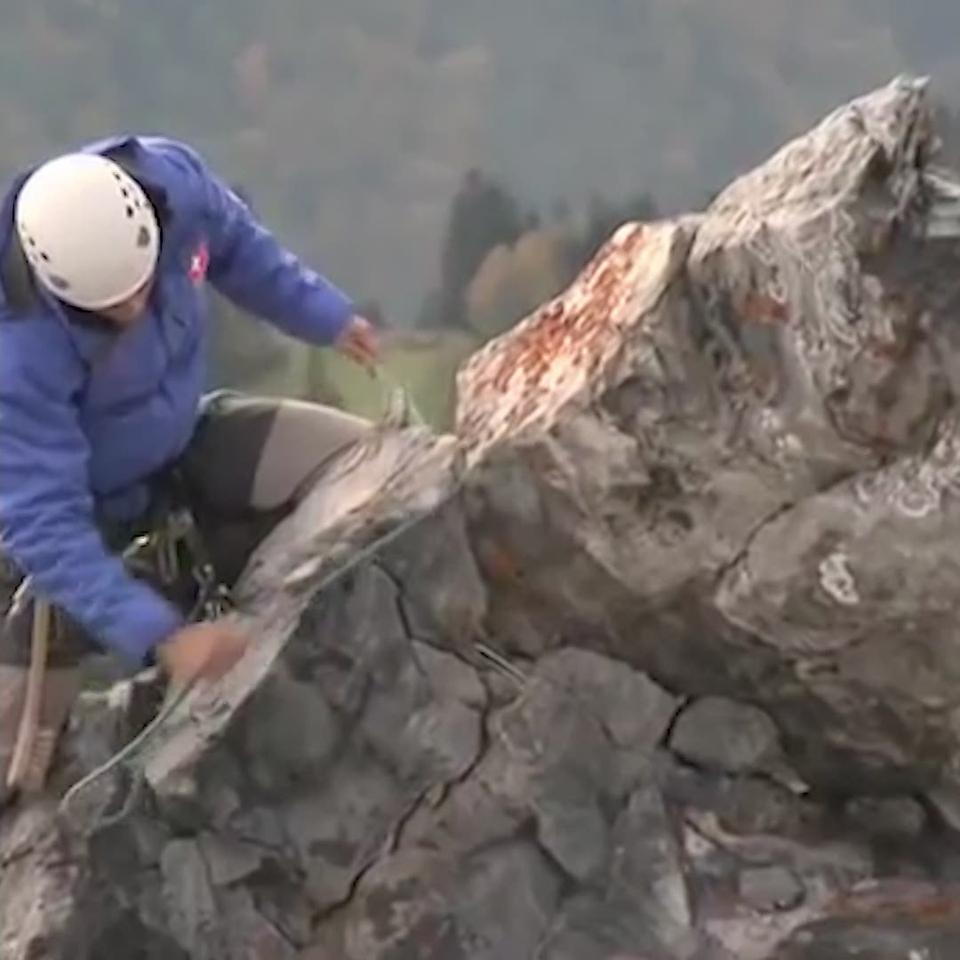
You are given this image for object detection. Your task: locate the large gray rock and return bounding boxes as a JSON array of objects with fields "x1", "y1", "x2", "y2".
[
  {"x1": 456, "y1": 74, "x2": 960, "y2": 796},
  {"x1": 670, "y1": 697, "x2": 782, "y2": 775},
  {"x1": 0, "y1": 418, "x2": 693, "y2": 959}
]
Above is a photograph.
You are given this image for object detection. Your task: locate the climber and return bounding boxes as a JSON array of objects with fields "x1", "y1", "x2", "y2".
[{"x1": 0, "y1": 135, "x2": 380, "y2": 800}]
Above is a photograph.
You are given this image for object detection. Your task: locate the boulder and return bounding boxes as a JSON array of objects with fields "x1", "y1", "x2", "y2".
[
  {"x1": 456, "y1": 74, "x2": 960, "y2": 796},
  {"x1": 669, "y1": 697, "x2": 783, "y2": 776}
]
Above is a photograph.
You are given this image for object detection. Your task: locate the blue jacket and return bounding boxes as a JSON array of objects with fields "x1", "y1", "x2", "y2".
[{"x1": 0, "y1": 135, "x2": 356, "y2": 664}]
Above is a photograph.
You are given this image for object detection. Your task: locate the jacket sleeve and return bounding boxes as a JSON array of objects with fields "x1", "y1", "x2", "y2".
[
  {"x1": 154, "y1": 139, "x2": 355, "y2": 346},
  {"x1": 0, "y1": 317, "x2": 184, "y2": 665}
]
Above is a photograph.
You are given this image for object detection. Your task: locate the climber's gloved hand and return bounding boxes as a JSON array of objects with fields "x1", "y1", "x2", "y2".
[{"x1": 157, "y1": 620, "x2": 249, "y2": 687}]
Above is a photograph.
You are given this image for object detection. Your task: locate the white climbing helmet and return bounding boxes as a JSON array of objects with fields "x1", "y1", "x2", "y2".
[{"x1": 14, "y1": 152, "x2": 160, "y2": 311}]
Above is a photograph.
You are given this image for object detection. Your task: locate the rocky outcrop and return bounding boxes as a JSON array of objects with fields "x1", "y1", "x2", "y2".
[
  {"x1": 7, "y1": 74, "x2": 960, "y2": 960},
  {"x1": 457, "y1": 73, "x2": 960, "y2": 798}
]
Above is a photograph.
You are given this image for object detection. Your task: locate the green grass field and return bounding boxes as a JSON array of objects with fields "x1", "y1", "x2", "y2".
[{"x1": 303, "y1": 330, "x2": 482, "y2": 430}]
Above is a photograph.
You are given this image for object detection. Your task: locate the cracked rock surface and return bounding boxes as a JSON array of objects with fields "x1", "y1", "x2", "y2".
[
  {"x1": 457, "y1": 73, "x2": 960, "y2": 799},
  {"x1": 9, "y1": 75, "x2": 960, "y2": 959}
]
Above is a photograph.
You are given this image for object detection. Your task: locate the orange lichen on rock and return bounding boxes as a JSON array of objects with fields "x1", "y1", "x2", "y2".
[{"x1": 456, "y1": 221, "x2": 691, "y2": 463}]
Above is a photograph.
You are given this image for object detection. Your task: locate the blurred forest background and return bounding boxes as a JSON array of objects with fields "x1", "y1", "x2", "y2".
[{"x1": 4, "y1": 0, "x2": 960, "y2": 427}]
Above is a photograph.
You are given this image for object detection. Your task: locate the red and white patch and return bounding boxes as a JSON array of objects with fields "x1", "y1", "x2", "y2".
[{"x1": 188, "y1": 241, "x2": 210, "y2": 285}]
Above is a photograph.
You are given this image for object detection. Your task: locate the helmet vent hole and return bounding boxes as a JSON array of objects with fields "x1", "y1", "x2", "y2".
[
  {"x1": 40, "y1": 252, "x2": 50, "y2": 263},
  {"x1": 136, "y1": 226, "x2": 151, "y2": 248},
  {"x1": 48, "y1": 274, "x2": 70, "y2": 291},
  {"x1": 126, "y1": 205, "x2": 134, "y2": 218},
  {"x1": 120, "y1": 188, "x2": 129, "y2": 198}
]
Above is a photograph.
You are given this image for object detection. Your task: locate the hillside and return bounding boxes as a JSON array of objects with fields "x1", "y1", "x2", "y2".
[{"x1": 3, "y1": 2, "x2": 960, "y2": 327}]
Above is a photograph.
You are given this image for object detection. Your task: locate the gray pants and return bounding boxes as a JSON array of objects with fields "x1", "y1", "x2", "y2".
[{"x1": 0, "y1": 393, "x2": 370, "y2": 668}]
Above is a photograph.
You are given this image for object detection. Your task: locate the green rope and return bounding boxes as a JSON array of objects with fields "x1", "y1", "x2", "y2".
[{"x1": 58, "y1": 677, "x2": 196, "y2": 828}]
